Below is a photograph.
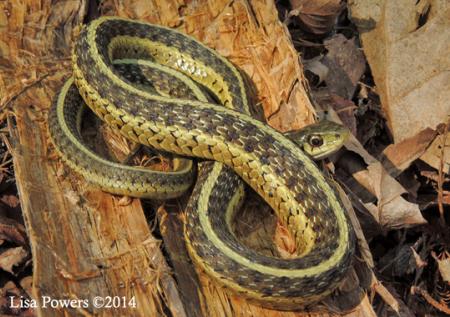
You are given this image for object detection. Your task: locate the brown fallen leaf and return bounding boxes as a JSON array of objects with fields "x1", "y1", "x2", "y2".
[
  {"x1": 371, "y1": 278, "x2": 401, "y2": 316},
  {"x1": 0, "y1": 195, "x2": 20, "y2": 208},
  {"x1": 329, "y1": 94, "x2": 358, "y2": 135},
  {"x1": 289, "y1": 0, "x2": 344, "y2": 36},
  {"x1": 329, "y1": 108, "x2": 426, "y2": 228},
  {"x1": 334, "y1": 181, "x2": 374, "y2": 268},
  {"x1": 378, "y1": 243, "x2": 418, "y2": 278},
  {"x1": 308, "y1": 90, "x2": 358, "y2": 135},
  {"x1": 349, "y1": 0, "x2": 450, "y2": 143},
  {"x1": 420, "y1": 127, "x2": 450, "y2": 173},
  {"x1": 410, "y1": 247, "x2": 427, "y2": 269},
  {"x1": 411, "y1": 286, "x2": 450, "y2": 315},
  {"x1": 349, "y1": 0, "x2": 450, "y2": 175},
  {"x1": 0, "y1": 216, "x2": 27, "y2": 246},
  {"x1": 342, "y1": 294, "x2": 378, "y2": 317},
  {"x1": 380, "y1": 127, "x2": 438, "y2": 177},
  {"x1": 0, "y1": 280, "x2": 35, "y2": 316},
  {"x1": 420, "y1": 170, "x2": 439, "y2": 182},
  {"x1": 19, "y1": 276, "x2": 33, "y2": 299},
  {"x1": 443, "y1": 191, "x2": 450, "y2": 205},
  {"x1": 322, "y1": 34, "x2": 366, "y2": 99},
  {"x1": 353, "y1": 158, "x2": 426, "y2": 227},
  {"x1": 432, "y1": 251, "x2": 450, "y2": 283},
  {"x1": 0, "y1": 247, "x2": 28, "y2": 274},
  {"x1": 0, "y1": 281, "x2": 23, "y2": 315},
  {"x1": 304, "y1": 57, "x2": 329, "y2": 85}
]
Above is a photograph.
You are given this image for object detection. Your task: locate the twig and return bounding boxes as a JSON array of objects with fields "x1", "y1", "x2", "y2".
[
  {"x1": 411, "y1": 286, "x2": 450, "y2": 314},
  {"x1": 372, "y1": 274, "x2": 400, "y2": 314},
  {"x1": 437, "y1": 119, "x2": 449, "y2": 226}
]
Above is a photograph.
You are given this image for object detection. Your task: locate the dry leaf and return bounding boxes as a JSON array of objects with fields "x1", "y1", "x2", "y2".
[
  {"x1": 0, "y1": 280, "x2": 35, "y2": 316},
  {"x1": 0, "y1": 216, "x2": 27, "y2": 246},
  {"x1": 322, "y1": 34, "x2": 366, "y2": 99},
  {"x1": 330, "y1": 109, "x2": 426, "y2": 228},
  {"x1": 20, "y1": 275, "x2": 33, "y2": 298},
  {"x1": 329, "y1": 94, "x2": 358, "y2": 135},
  {"x1": 411, "y1": 286, "x2": 450, "y2": 315},
  {"x1": 335, "y1": 181, "x2": 374, "y2": 267},
  {"x1": 420, "y1": 170, "x2": 450, "y2": 183},
  {"x1": 0, "y1": 194, "x2": 20, "y2": 208},
  {"x1": 351, "y1": 155, "x2": 426, "y2": 227},
  {"x1": 432, "y1": 251, "x2": 450, "y2": 283},
  {"x1": 304, "y1": 57, "x2": 329, "y2": 84},
  {"x1": 348, "y1": 0, "x2": 450, "y2": 143},
  {"x1": 381, "y1": 127, "x2": 437, "y2": 177},
  {"x1": 0, "y1": 281, "x2": 23, "y2": 315},
  {"x1": 289, "y1": 0, "x2": 344, "y2": 36},
  {"x1": 443, "y1": 191, "x2": 450, "y2": 205},
  {"x1": 410, "y1": 247, "x2": 427, "y2": 269},
  {"x1": 420, "y1": 128, "x2": 450, "y2": 174},
  {"x1": 372, "y1": 279, "x2": 400, "y2": 315},
  {"x1": 342, "y1": 294, "x2": 378, "y2": 317},
  {"x1": 308, "y1": 90, "x2": 358, "y2": 137},
  {"x1": 378, "y1": 244, "x2": 417, "y2": 277},
  {"x1": 0, "y1": 247, "x2": 28, "y2": 274}
]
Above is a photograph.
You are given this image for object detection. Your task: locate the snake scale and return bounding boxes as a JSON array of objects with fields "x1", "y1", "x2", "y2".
[{"x1": 48, "y1": 16, "x2": 355, "y2": 308}]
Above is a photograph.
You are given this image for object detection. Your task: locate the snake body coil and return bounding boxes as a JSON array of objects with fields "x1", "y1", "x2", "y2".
[{"x1": 49, "y1": 16, "x2": 355, "y2": 308}]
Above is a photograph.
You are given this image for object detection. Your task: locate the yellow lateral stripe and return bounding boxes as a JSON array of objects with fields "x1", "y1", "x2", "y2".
[
  {"x1": 198, "y1": 163, "x2": 348, "y2": 277},
  {"x1": 57, "y1": 78, "x2": 193, "y2": 176},
  {"x1": 83, "y1": 16, "x2": 349, "y2": 277}
]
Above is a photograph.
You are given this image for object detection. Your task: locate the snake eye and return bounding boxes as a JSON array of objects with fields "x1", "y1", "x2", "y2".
[{"x1": 308, "y1": 135, "x2": 323, "y2": 147}]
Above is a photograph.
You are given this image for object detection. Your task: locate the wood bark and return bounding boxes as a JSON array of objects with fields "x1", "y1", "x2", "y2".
[{"x1": 2, "y1": 0, "x2": 378, "y2": 316}]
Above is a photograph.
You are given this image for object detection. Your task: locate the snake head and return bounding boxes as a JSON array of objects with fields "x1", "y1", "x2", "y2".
[{"x1": 285, "y1": 120, "x2": 350, "y2": 160}]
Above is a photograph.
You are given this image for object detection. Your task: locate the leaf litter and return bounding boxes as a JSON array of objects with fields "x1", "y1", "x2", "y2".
[{"x1": 0, "y1": 0, "x2": 449, "y2": 316}]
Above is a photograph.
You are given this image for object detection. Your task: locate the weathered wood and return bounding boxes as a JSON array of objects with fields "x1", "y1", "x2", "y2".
[
  {"x1": 3, "y1": 0, "x2": 186, "y2": 315},
  {"x1": 98, "y1": 1, "x2": 373, "y2": 316},
  {"x1": 2, "y1": 0, "x2": 378, "y2": 316},
  {"x1": 157, "y1": 207, "x2": 205, "y2": 317},
  {"x1": 11, "y1": 104, "x2": 186, "y2": 316}
]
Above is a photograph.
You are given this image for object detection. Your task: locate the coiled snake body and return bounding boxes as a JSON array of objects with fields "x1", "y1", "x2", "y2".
[{"x1": 48, "y1": 16, "x2": 355, "y2": 308}]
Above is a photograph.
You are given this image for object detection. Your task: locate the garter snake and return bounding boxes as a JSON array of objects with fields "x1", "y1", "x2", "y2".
[{"x1": 48, "y1": 16, "x2": 355, "y2": 308}]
